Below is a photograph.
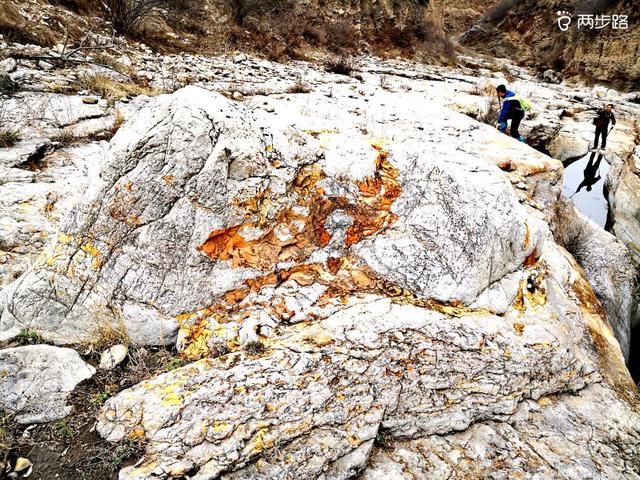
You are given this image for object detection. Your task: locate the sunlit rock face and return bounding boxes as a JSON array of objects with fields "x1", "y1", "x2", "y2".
[
  {"x1": 1, "y1": 72, "x2": 638, "y2": 479},
  {"x1": 0, "y1": 85, "x2": 541, "y2": 347}
]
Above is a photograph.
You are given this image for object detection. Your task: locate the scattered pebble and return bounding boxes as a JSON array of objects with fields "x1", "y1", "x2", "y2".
[
  {"x1": 14, "y1": 457, "x2": 32, "y2": 472},
  {"x1": 99, "y1": 344, "x2": 129, "y2": 370}
]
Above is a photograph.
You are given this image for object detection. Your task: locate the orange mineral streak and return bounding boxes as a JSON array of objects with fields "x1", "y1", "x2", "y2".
[
  {"x1": 181, "y1": 145, "x2": 404, "y2": 360},
  {"x1": 177, "y1": 257, "x2": 380, "y2": 360},
  {"x1": 199, "y1": 147, "x2": 401, "y2": 270}
]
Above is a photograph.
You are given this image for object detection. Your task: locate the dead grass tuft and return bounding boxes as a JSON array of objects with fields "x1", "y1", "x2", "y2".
[
  {"x1": 72, "y1": 74, "x2": 160, "y2": 103},
  {"x1": 244, "y1": 340, "x2": 267, "y2": 356},
  {"x1": 93, "y1": 321, "x2": 130, "y2": 351},
  {"x1": 0, "y1": 128, "x2": 21, "y2": 148}
]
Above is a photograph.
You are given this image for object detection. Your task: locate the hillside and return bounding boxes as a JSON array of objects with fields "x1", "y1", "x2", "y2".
[{"x1": 460, "y1": 0, "x2": 640, "y2": 89}]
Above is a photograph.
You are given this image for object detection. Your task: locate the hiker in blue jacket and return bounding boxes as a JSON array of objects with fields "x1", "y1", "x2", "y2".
[{"x1": 495, "y1": 84, "x2": 530, "y2": 143}]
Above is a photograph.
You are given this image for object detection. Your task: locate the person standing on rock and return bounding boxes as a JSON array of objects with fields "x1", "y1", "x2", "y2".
[
  {"x1": 592, "y1": 104, "x2": 616, "y2": 152},
  {"x1": 495, "y1": 84, "x2": 531, "y2": 143}
]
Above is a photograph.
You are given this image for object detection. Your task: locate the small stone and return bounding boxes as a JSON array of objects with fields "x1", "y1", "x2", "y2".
[
  {"x1": 0, "y1": 57, "x2": 17, "y2": 73},
  {"x1": 265, "y1": 106, "x2": 275, "y2": 113},
  {"x1": 542, "y1": 69, "x2": 561, "y2": 84},
  {"x1": 14, "y1": 457, "x2": 32, "y2": 472},
  {"x1": 99, "y1": 344, "x2": 128, "y2": 370},
  {"x1": 83, "y1": 97, "x2": 99, "y2": 104},
  {"x1": 39, "y1": 61, "x2": 54, "y2": 71},
  {"x1": 232, "y1": 91, "x2": 243, "y2": 101}
]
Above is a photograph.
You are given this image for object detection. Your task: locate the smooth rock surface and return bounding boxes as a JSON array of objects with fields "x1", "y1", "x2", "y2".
[{"x1": 0, "y1": 344, "x2": 95, "y2": 424}]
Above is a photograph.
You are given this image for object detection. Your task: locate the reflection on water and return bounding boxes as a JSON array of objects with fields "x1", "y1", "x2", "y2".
[{"x1": 561, "y1": 151, "x2": 610, "y2": 227}]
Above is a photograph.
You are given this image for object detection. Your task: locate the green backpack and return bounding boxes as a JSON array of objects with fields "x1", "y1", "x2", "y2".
[{"x1": 517, "y1": 95, "x2": 533, "y2": 112}]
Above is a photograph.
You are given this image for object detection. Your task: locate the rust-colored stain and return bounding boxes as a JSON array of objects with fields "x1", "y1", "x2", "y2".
[
  {"x1": 572, "y1": 276, "x2": 606, "y2": 317},
  {"x1": 523, "y1": 248, "x2": 537, "y2": 267},
  {"x1": 513, "y1": 322, "x2": 525, "y2": 336},
  {"x1": 523, "y1": 222, "x2": 530, "y2": 250},
  {"x1": 199, "y1": 147, "x2": 401, "y2": 271},
  {"x1": 178, "y1": 145, "x2": 490, "y2": 361},
  {"x1": 177, "y1": 257, "x2": 380, "y2": 360}
]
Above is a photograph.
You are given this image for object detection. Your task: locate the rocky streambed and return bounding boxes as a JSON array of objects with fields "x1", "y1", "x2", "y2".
[{"x1": 0, "y1": 47, "x2": 639, "y2": 479}]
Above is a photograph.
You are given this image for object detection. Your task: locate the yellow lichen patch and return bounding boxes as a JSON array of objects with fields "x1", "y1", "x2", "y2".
[
  {"x1": 537, "y1": 397, "x2": 553, "y2": 407},
  {"x1": 129, "y1": 428, "x2": 145, "y2": 440},
  {"x1": 162, "y1": 175, "x2": 174, "y2": 183},
  {"x1": 80, "y1": 242, "x2": 103, "y2": 270},
  {"x1": 346, "y1": 434, "x2": 362, "y2": 446},
  {"x1": 513, "y1": 322, "x2": 525, "y2": 336},
  {"x1": 58, "y1": 233, "x2": 73, "y2": 244},
  {"x1": 523, "y1": 222, "x2": 530, "y2": 250},
  {"x1": 161, "y1": 392, "x2": 182, "y2": 406},
  {"x1": 158, "y1": 379, "x2": 187, "y2": 406},
  {"x1": 379, "y1": 279, "x2": 494, "y2": 317},
  {"x1": 211, "y1": 421, "x2": 232, "y2": 435},
  {"x1": 248, "y1": 428, "x2": 274, "y2": 454},
  {"x1": 180, "y1": 325, "x2": 213, "y2": 361},
  {"x1": 302, "y1": 128, "x2": 339, "y2": 139},
  {"x1": 301, "y1": 327, "x2": 334, "y2": 347}
]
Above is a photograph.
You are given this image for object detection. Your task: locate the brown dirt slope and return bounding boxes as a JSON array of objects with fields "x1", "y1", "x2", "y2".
[{"x1": 459, "y1": 0, "x2": 640, "y2": 90}]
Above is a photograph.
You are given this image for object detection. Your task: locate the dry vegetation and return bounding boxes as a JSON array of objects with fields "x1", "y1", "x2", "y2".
[
  {"x1": 0, "y1": 129, "x2": 22, "y2": 148},
  {"x1": 70, "y1": 73, "x2": 160, "y2": 103},
  {"x1": 1, "y1": 0, "x2": 457, "y2": 64}
]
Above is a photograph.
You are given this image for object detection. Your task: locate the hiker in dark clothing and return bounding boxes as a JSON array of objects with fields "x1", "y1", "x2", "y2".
[
  {"x1": 576, "y1": 152, "x2": 603, "y2": 193},
  {"x1": 496, "y1": 85, "x2": 531, "y2": 143},
  {"x1": 593, "y1": 103, "x2": 616, "y2": 150}
]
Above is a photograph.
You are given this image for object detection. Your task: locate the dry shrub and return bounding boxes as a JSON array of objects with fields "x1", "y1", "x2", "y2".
[
  {"x1": 478, "y1": 97, "x2": 500, "y2": 125},
  {"x1": 371, "y1": 10, "x2": 456, "y2": 61},
  {"x1": 101, "y1": 0, "x2": 160, "y2": 34},
  {"x1": 325, "y1": 55, "x2": 355, "y2": 76},
  {"x1": 224, "y1": 0, "x2": 292, "y2": 26},
  {"x1": 51, "y1": 129, "x2": 76, "y2": 147},
  {"x1": 93, "y1": 321, "x2": 130, "y2": 350},
  {"x1": 49, "y1": 0, "x2": 95, "y2": 12},
  {"x1": 325, "y1": 20, "x2": 359, "y2": 53},
  {"x1": 0, "y1": 128, "x2": 21, "y2": 148},
  {"x1": 379, "y1": 74, "x2": 392, "y2": 90},
  {"x1": 91, "y1": 52, "x2": 136, "y2": 77},
  {"x1": 472, "y1": 80, "x2": 496, "y2": 97},
  {"x1": 0, "y1": 73, "x2": 18, "y2": 95},
  {"x1": 287, "y1": 80, "x2": 311, "y2": 94}
]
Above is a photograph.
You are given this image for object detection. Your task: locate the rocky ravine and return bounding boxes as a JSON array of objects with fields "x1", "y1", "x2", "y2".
[{"x1": 0, "y1": 50, "x2": 639, "y2": 479}]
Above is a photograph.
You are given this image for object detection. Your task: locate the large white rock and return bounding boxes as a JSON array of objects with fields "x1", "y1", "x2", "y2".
[
  {"x1": 0, "y1": 344, "x2": 95, "y2": 424},
  {"x1": 0, "y1": 86, "x2": 542, "y2": 346}
]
